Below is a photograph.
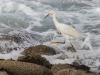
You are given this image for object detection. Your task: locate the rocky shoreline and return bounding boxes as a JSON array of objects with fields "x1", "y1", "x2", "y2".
[{"x1": 0, "y1": 45, "x2": 100, "y2": 75}]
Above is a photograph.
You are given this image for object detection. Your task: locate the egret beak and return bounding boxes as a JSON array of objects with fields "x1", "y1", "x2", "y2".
[{"x1": 44, "y1": 13, "x2": 50, "y2": 19}]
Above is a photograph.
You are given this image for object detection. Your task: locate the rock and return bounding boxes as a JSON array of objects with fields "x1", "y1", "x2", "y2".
[
  {"x1": 18, "y1": 54, "x2": 52, "y2": 69},
  {"x1": 55, "y1": 69, "x2": 88, "y2": 75},
  {"x1": 71, "y1": 64, "x2": 89, "y2": 72},
  {"x1": 0, "y1": 60, "x2": 53, "y2": 75},
  {"x1": 62, "y1": 45, "x2": 76, "y2": 52},
  {"x1": 21, "y1": 45, "x2": 56, "y2": 56},
  {"x1": 51, "y1": 64, "x2": 73, "y2": 74},
  {"x1": 0, "y1": 34, "x2": 19, "y2": 53},
  {"x1": 51, "y1": 64, "x2": 100, "y2": 75},
  {"x1": 0, "y1": 71, "x2": 9, "y2": 75},
  {"x1": 51, "y1": 64, "x2": 90, "y2": 74},
  {"x1": 0, "y1": 34, "x2": 19, "y2": 43},
  {"x1": 88, "y1": 73, "x2": 100, "y2": 75},
  {"x1": 0, "y1": 68, "x2": 9, "y2": 75},
  {"x1": 67, "y1": 46, "x2": 76, "y2": 52}
]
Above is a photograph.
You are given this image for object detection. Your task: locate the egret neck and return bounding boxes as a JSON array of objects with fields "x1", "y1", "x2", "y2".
[{"x1": 52, "y1": 13, "x2": 60, "y2": 32}]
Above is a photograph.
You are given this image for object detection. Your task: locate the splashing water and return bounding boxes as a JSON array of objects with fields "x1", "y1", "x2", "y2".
[{"x1": 0, "y1": 0, "x2": 100, "y2": 73}]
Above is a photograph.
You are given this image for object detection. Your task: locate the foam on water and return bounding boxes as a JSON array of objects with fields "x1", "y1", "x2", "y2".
[
  {"x1": 0, "y1": 0, "x2": 100, "y2": 73},
  {"x1": 0, "y1": 49, "x2": 23, "y2": 60}
]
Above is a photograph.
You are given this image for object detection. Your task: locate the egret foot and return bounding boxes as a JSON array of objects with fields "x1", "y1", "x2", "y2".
[
  {"x1": 67, "y1": 42, "x2": 76, "y2": 52},
  {"x1": 50, "y1": 41, "x2": 58, "y2": 44},
  {"x1": 50, "y1": 41, "x2": 65, "y2": 44}
]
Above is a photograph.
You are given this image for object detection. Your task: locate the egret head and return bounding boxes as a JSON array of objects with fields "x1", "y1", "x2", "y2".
[{"x1": 44, "y1": 11, "x2": 56, "y2": 19}]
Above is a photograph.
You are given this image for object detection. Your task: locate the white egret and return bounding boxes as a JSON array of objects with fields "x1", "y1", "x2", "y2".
[{"x1": 45, "y1": 11, "x2": 82, "y2": 51}]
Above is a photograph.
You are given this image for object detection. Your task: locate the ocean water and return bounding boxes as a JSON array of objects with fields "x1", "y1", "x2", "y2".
[{"x1": 0, "y1": 0, "x2": 100, "y2": 73}]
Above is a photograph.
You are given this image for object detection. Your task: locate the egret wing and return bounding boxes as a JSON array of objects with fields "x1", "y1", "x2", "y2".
[{"x1": 59, "y1": 24, "x2": 81, "y2": 38}]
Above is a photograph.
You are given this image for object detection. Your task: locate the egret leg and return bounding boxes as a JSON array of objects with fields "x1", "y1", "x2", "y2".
[
  {"x1": 70, "y1": 42, "x2": 76, "y2": 52},
  {"x1": 67, "y1": 40, "x2": 76, "y2": 52}
]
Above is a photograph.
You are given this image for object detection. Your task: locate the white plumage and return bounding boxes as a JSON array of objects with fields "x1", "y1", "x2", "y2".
[
  {"x1": 45, "y1": 10, "x2": 81, "y2": 40},
  {"x1": 58, "y1": 23, "x2": 81, "y2": 40},
  {"x1": 45, "y1": 11, "x2": 81, "y2": 50}
]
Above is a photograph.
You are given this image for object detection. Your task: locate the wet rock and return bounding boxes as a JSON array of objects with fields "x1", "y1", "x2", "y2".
[
  {"x1": 62, "y1": 45, "x2": 76, "y2": 52},
  {"x1": 51, "y1": 64, "x2": 90, "y2": 74},
  {"x1": 21, "y1": 45, "x2": 56, "y2": 56},
  {"x1": 51, "y1": 64, "x2": 100, "y2": 75},
  {"x1": 0, "y1": 34, "x2": 19, "y2": 53},
  {"x1": 18, "y1": 54, "x2": 52, "y2": 69},
  {"x1": 0, "y1": 70, "x2": 9, "y2": 75},
  {"x1": 55, "y1": 69, "x2": 88, "y2": 75},
  {"x1": 0, "y1": 68, "x2": 9, "y2": 75},
  {"x1": 88, "y1": 73, "x2": 100, "y2": 75},
  {"x1": 0, "y1": 34, "x2": 18, "y2": 43},
  {"x1": 67, "y1": 46, "x2": 76, "y2": 52},
  {"x1": 51, "y1": 64, "x2": 73, "y2": 74},
  {"x1": 71, "y1": 64, "x2": 89, "y2": 72},
  {"x1": 0, "y1": 60, "x2": 53, "y2": 75},
  {"x1": 0, "y1": 30, "x2": 42, "y2": 53}
]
